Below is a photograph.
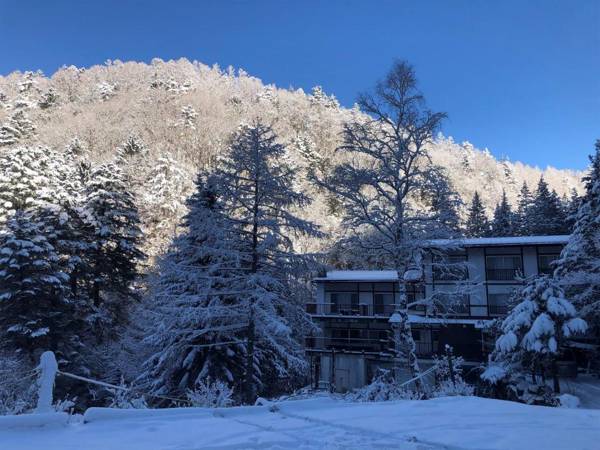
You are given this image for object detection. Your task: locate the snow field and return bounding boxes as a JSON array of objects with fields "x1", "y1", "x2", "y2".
[{"x1": 1, "y1": 395, "x2": 600, "y2": 450}]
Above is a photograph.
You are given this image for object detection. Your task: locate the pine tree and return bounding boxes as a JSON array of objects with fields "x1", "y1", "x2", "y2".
[
  {"x1": 141, "y1": 175, "x2": 247, "y2": 400},
  {"x1": 490, "y1": 276, "x2": 587, "y2": 393},
  {"x1": 213, "y1": 121, "x2": 321, "y2": 403},
  {"x1": 0, "y1": 210, "x2": 85, "y2": 361},
  {"x1": 515, "y1": 182, "x2": 534, "y2": 235},
  {"x1": 491, "y1": 190, "x2": 514, "y2": 236},
  {"x1": 554, "y1": 140, "x2": 600, "y2": 340},
  {"x1": 0, "y1": 110, "x2": 35, "y2": 147},
  {"x1": 425, "y1": 170, "x2": 463, "y2": 238},
  {"x1": 466, "y1": 191, "x2": 490, "y2": 237},
  {"x1": 529, "y1": 177, "x2": 568, "y2": 235},
  {"x1": 83, "y1": 161, "x2": 145, "y2": 336},
  {"x1": 38, "y1": 88, "x2": 59, "y2": 109}
]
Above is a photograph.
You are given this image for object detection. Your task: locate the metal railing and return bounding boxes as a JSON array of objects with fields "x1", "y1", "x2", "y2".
[
  {"x1": 306, "y1": 336, "x2": 391, "y2": 353},
  {"x1": 486, "y1": 268, "x2": 521, "y2": 281},
  {"x1": 306, "y1": 302, "x2": 397, "y2": 317}
]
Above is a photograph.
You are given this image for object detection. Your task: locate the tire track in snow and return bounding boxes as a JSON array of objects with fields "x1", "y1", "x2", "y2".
[{"x1": 274, "y1": 407, "x2": 467, "y2": 450}]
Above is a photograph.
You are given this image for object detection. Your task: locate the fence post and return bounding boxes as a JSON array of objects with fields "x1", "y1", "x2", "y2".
[{"x1": 35, "y1": 351, "x2": 58, "y2": 413}]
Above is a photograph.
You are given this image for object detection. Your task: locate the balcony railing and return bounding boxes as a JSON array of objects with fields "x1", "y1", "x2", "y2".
[
  {"x1": 486, "y1": 268, "x2": 521, "y2": 281},
  {"x1": 306, "y1": 302, "x2": 397, "y2": 317},
  {"x1": 306, "y1": 336, "x2": 391, "y2": 353}
]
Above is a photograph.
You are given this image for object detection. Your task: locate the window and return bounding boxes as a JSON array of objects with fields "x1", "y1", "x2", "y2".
[
  {"x1": 373, "y1": 293, "x2": 394, "y2": 315},
  {"x1": 488, "y1": 293, "x2": 511, "y2": 316},
  {"x1": 538, "y1": 254, "x2": 559, "y2": 275},
  {"x1": 330, "y1": 292, "x2": 358, "y2": 314},
  {"x1": 407, "y1": 284, "x2": 425, "y2": 312},
  {"x1": 433, "y1": 255, "x2": 468, "y2": 281},
  {"x1": 486, "y1": 255, "x2": 522, "y2": 281}
]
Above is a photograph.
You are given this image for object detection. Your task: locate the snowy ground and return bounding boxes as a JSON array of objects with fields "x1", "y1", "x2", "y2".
[{"x1": 2, "y1": 395, "x2": 600, "y2": 450}]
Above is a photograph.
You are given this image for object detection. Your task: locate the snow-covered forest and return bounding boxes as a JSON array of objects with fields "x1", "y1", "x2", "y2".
[{"x1": 0, "y1": 58, "x2": 597, "y2": 416}]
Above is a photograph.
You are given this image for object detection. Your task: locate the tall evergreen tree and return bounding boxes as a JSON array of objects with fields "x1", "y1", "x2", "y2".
[
  {"x1": 0, "y1": 210, "x2": 85, "y2": 361},
  {"x1": 213, "y1": 121, "x2": 321, "y2": 403},
  {"x1": 466, "y1": 191, "x2": 490, "y2": 237},
  {"x1": 83, "y1": 161, "x2": 145, "y2": 337},
  {"x1": 554, "y1": 140, "x2": 600, "y2": 341},
  {"x1": 515, "y1": 182, "x2": 534, "y2": 235},
  {"x1": 529, "y1": 177, "x2": 568, "y2": 235},
  {"x1": 141, "y1": 175, "x2": 247, "y2": 400},
  {"x1": 491, "y1": 190, "x2": 514, "y2": 236}
]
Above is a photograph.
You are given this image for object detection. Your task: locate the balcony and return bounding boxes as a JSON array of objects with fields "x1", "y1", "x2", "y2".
[
  {"x1": 306, "y1": 335, "x2": 391, "y2": 353},
  {"x1": 485, "y1": 268, "x2": 521, "y2": 281},
  {"x1": 306, "y1": 302, "x2": 396, "y2": 317}
]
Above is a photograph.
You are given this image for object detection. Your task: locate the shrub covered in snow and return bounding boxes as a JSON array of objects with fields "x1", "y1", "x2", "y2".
[
  {"x1": 0, "y1": 354, "x2": 36, "y2": 415},
  {"x1": 106, "y1": 378, "x2": 148, "y2": 409},
  {"x1": 431, "y1": 351, "x2": 474, "y2": 397},
  {"x1": 186, "y1": 379, "x2": 234, "y2": 408},
  {"x1": 350, "y1": 369, "x2": 424, "y2": 402}
]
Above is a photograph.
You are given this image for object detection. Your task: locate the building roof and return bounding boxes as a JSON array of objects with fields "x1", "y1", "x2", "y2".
[
  {"x1": 425, "y1": 235, "x2": 569, "y2": 248},
  {"x1": 313, "y1": 270, "x2": 399, "y2": 282}
]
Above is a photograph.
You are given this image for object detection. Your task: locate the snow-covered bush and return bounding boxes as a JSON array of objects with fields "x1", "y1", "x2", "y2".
[
  {"x1": 106, "y1": 378, "x2": 148, "y2": 409},
  {"x1": 430, "y1": 348, "x2": 474, "y2": 397},
  {"x1": 186, "y1": 379, "x2": 234, "y2": 408},
  {"x1": 350, "y1": 369, "x2": 423, "y2": 402},
  {"x1": 0, "y1": 354, "x2": 36, "y2": 415}
]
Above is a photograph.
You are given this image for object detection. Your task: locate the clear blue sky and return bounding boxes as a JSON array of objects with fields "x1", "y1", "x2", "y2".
[{"x1": 1, "y1": 0, "x2": 598, "y2": 169}]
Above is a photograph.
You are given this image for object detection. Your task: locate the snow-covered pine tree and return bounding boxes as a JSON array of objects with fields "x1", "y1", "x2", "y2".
[
  {"x1": 424, "y1": 169, "x2": 463, "y2": 238},
  {"x1": 116, "y1": 134, "x2": 148, "y2": 160},
  {"x1": 465, "y1": 191, "x2": 490, "y2": 237},
  {"x1": 554, "y1": 140, "x2": 600, "y2": 343},
  {"x1": 141, "y1": 174, "x2": 247, "y2": 401},
  {"x1": 313, "y1": 61, "x2": 456, "y2": 385},
  {"x1": 141, "y1": 155, "x2": 193, "y2": 256},
  {"x1": 563, "y1": 188, "x2": 581, "y2": 234},
  {"x1": 213, "y1": 121, "x2": 321, "y2": 403},
  {"x1": 529, "y1": 177, "x2": 568, "y2": 235},
  {"x1": 82, "y1": 161, "x2": 145, "y2": 337},
  {"x1": 0, "y1": 110, "x2": 35, "y2": 147},
  {"x1": 515, "y1": 182, "x2": 534, "y2": 236},
  {"x1": 38, "y1": 88, "x2": 59, "y2": 109},
  {"x1": 489, "y1": 276, "x2": 587, "y2": 393},
  {"x1": 0, "y1": 210, "x2": 85, "y2": 361},
  {"x1": 491, "y1": 190, "x2": 514, "y2": 237}
]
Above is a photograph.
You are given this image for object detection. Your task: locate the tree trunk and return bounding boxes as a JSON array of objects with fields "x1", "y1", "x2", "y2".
[
  {"x1": 244, "y1": 310, "x2": 256, "y2": 404},
  {"x1": 552, "y1": 359, "x2": 561, "y2": 394}
]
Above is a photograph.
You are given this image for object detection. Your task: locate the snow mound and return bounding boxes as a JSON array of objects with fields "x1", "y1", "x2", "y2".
[
  {"x1": 558, "y1": 394, "x2": 581, "y2": 409},
  {"x1": 0, "y1": 413, "x2": 69, "y2": 430}
]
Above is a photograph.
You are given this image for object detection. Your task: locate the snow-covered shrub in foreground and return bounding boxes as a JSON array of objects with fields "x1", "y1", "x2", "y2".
[
  {"x1": 0, "y1": 355, "x2": 36, "y2": 415},
  {"x1": 431, "y1": 352, "x2": 474, "y2": 397},
  {"x1": 106, "y1": 378, "x2": 148, "y2": 409},
  {"x1": 186, "y1": 379, "x2": 234, "y2": 408},
  {"x1": 350, "y1": 370, "x2": 424, "y2": 402}
]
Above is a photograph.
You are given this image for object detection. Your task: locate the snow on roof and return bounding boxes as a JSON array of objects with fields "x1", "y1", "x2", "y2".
[
  {"x1": 425, "y1": 235, "x2": 570, "y2": 248},
  {"x1": 314, "y1": 270, "x2": 399, "y2": 282}
]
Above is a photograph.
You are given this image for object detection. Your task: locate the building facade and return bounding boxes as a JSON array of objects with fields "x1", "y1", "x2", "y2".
[{"x1": 306, "y1": 235, "x2": 569, "y2": 391}]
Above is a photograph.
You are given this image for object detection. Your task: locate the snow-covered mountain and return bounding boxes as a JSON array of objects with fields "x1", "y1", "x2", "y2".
[{"x1": 0, "y1": 59, "x2": 584, "y2": 254}]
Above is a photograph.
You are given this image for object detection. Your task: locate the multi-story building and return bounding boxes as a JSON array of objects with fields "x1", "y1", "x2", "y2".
[{"x1": 306, "y1": 235, "x2": 569, "y2": 391}]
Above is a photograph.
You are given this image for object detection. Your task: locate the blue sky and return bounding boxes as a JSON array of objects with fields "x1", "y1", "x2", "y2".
[{"x1": 1, "y1": 0, "x2": 598, "y2": 169}]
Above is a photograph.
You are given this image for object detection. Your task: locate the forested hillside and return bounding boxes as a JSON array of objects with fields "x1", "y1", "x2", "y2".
[{"x1": 0, "y1": 59, "x2": 583, "y2": 257}]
